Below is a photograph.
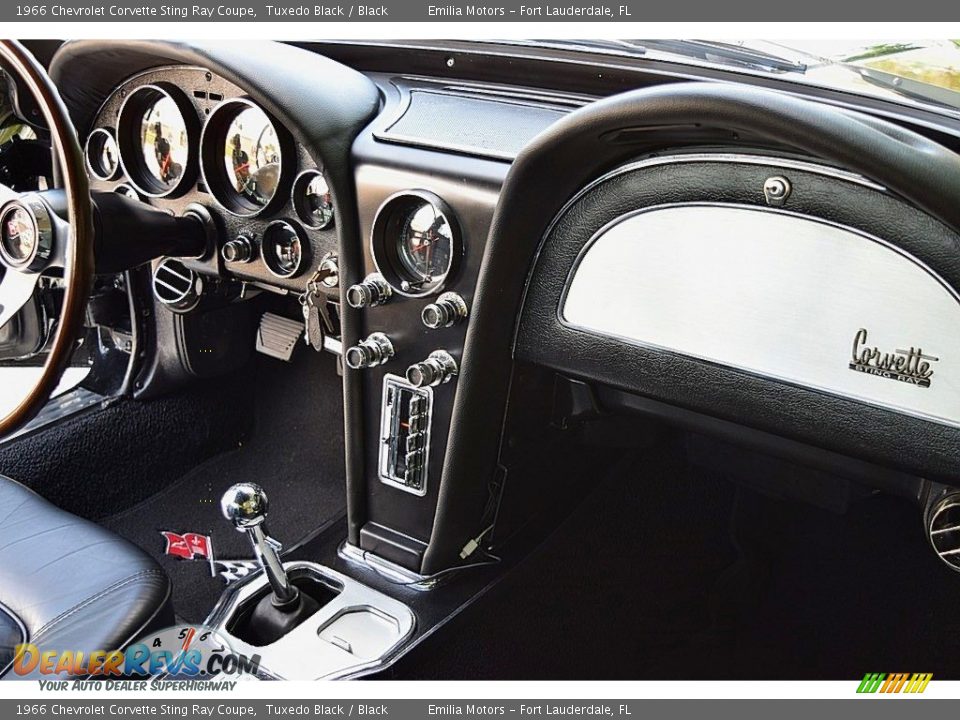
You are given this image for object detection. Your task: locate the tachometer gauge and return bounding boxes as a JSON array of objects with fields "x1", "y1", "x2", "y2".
[
  {"x1": 261, "y1": 220, "x2": 305, "y2": 278},
  {"x1": 116, "y1": 83, "x2": 198, "y2": 198},
  {"x1": 292, "y1": 169, "x2": 334, "y2": 230},
  {"x1": 84, "y1": 128, "x2": 121, "y2": 181},
  {"x1": 200, "y1": 99, "x2": 292, "y2": 218},
  {"x1": 371, "y1": 191, "x2": 461, "y2": 297}
]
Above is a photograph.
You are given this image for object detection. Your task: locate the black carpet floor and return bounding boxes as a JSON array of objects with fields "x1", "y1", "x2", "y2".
[
  {"x1": 391, "y1": 433, "x2": 960, "y2": 680},
  {"x1": 0, "y1": 370, "x2": 254, "y2": 521},
  {"x1": 103, "y1": 350, "x2": 347, "y2": 623}
]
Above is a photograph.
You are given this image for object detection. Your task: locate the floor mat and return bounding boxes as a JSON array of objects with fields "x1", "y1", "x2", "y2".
[{"x1": 104, "y1": 349, "x2": 347, "y2": 623}]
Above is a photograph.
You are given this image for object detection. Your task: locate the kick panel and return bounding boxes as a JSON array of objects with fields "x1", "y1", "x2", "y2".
[{"x1": 561, "y1": 203, "x2": 960, "y2": 428}]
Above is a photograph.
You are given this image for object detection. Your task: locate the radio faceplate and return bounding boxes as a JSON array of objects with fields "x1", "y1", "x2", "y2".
[{"x1": 378, "y1": 374, "x2": 433, "y2": 496}]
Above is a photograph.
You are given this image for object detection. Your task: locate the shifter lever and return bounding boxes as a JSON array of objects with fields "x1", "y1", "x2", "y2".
[{"x1": 221, "y1": 483, "x2": 299, "y2": 609}]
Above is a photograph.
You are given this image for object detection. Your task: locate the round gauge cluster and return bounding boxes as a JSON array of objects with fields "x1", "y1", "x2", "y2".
[
  {"x1": 371, "y1": 191, "x2": 461, "y2": 297},
  {"x1": 84, "y1": 78, "x2": 337, "y2": 284}
]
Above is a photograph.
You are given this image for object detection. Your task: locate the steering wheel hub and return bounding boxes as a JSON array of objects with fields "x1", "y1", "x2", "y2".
[{"x1": 0, "y1": 194, "x2": 53, "y2": 270}]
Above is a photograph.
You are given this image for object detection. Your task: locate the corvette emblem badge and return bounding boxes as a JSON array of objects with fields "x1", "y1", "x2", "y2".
[{"x1": 849, "y1": 328, "x2": 938, "y2": 388}]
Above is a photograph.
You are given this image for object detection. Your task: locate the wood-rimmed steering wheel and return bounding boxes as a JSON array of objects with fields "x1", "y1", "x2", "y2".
[{"x1": 0, "y1": 40, "x2": 94, "y2": 438}]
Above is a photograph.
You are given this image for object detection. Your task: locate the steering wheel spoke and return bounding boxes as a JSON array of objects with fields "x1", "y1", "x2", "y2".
[{"x1": 0, "y1": 266, "x2": 39, "y2": 330}]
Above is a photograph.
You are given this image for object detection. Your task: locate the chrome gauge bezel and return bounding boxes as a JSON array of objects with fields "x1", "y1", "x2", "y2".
[
  {"x1": 291, "y1": 169, "x2": 335, "y2": 230},
  {"x1": 261, "y1": 219, "x2": 306, "y2": 279},
  {"x1": 199, "y1": 97, "x2": 293, "y2": 219},
  {"x1": 115, "y1": 82, "x2": 199, "y2": 199},
  {"x1": 84, "y1": 127, "x2": 122, "y2": 181},
  {"x1": 370, "y1": 190, "x2": 462, "y2": 298}
]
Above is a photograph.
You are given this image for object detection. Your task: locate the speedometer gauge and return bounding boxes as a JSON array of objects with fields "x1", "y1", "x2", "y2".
[
  {"x1": 140, "y1": 95, "x2": 190, "y2": 188},
  {"x1": 371, "y1": 191, "x2": 462, "y2": 297},
  {"x1": 116, "y1": 83, "x2": 198, "y2": 198}
]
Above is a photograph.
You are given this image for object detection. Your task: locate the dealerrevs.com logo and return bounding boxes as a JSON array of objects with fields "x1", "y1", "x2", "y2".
[
  {"x1": 11, "y1": 625, "x2": 260, "y2": 679},
  {"x1": 857, "y1": 673, "x2": 933, "y2": 694}
]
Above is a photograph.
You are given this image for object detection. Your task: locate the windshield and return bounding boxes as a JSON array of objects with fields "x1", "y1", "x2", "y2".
[{"x1": 509, "y1": 40, "x2": 960, "y2": 116}]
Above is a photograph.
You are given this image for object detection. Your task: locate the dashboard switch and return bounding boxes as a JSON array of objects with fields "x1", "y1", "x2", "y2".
[
  {"x1": 344, "y1": 332, "x2": 394, "y2": 370},
  {"x1": 421, "y1": 292, "x2": 468, "y2": 329},
  {"x1": 222, "y1": 235, "x2": 255, "y2": 263},
  {"x1": 406, "y1": 350, "x2": 458, "y2": 388},
  {"x1": 346, "y1": 273, "x2": 392, "y2": 309}
]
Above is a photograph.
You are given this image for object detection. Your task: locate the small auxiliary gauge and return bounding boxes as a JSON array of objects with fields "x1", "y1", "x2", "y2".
[
  {"x1": 292, "y1": 169, "x2": 335, "y2": 230},
  {"x1": 261, "y1": 220, "x2": 305, "y2": 278}
]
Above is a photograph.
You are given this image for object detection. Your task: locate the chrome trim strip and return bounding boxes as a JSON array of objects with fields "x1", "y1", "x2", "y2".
[{"x1": 339, "y1": 542, "x2": 436, "y2": 591}]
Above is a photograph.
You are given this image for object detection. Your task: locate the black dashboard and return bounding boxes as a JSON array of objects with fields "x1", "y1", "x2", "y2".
[{"x1": 45, "y1": 39, "x2": 960, "y2": 579}]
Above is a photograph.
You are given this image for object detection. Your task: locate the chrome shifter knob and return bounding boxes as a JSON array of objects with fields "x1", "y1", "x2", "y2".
[
  {"x1": 221, "y1": 483, "x2": 299, "y2": 608},
  {"x1": 221, "y1": 482, "x2": 268, "y2": 530}
]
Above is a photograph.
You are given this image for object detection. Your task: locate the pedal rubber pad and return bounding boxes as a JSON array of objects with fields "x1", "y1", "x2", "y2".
[{"x1": 255, "y1": 312, "x2": 303, "y2": 361}]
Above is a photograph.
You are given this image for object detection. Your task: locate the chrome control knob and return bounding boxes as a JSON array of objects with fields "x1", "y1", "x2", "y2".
[
  {"x1": 406, "y1": 350, "x2": 458, "y2": 388},
  {"x1": 346, "y1": 273, "x2": 392, "y2": 309},
  {"x1": 221, "y1": 483, "x2": 298, "y2": 607},
  {"x1": 421, "y1": 292, "x2": 468, "y2": 329},
  {"x1": 221, "y1": 235, "x2": 254, "y2": 263},
  {"x1": 344, "y1": 332, "x2": 394, "y2": 370}
]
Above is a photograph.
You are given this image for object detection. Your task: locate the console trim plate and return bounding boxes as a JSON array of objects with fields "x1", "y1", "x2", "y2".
[{"x1": 205, "y1": 561, "x2": 416, "y2": 680}]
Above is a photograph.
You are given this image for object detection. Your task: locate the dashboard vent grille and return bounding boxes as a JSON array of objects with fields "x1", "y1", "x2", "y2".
[
  {"x1": 928, "y1": 494, "x2": 960, "y2": 572},
  {"x1": 152, "y1": 258, "x2": 201, "y2": 313}
]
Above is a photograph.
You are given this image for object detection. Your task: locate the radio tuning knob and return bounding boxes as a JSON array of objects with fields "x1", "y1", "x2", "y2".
[
  {"x1": 346, "y1": 273, "x2": 392, "y2": 309},
  {"x1": 421, "y1": 292, "x2": 468, "y2": 329},
  {"x1": 344, "y1": 332, "x2": 394, "y2": 370},
  {"x1": 406, "y1": 350, "x2": 458, "y2": 388}
]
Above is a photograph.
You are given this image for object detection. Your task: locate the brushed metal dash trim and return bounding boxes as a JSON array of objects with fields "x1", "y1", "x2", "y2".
[{"x1": 560, "y1": 202, "x2": 960, "y2": 429}]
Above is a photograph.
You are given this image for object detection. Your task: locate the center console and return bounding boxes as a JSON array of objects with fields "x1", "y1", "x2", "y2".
[
  {"x1": 208, "y1": 483, "x2": 416, "y2": 680},
  {"x1": 208, "y1": 561, "x2": 415, "y2": 680}
]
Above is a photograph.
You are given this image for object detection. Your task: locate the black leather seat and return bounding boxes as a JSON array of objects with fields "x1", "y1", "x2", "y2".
[{"x1": 0, "y1": 475, "x2": 172, "y2": 680}]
